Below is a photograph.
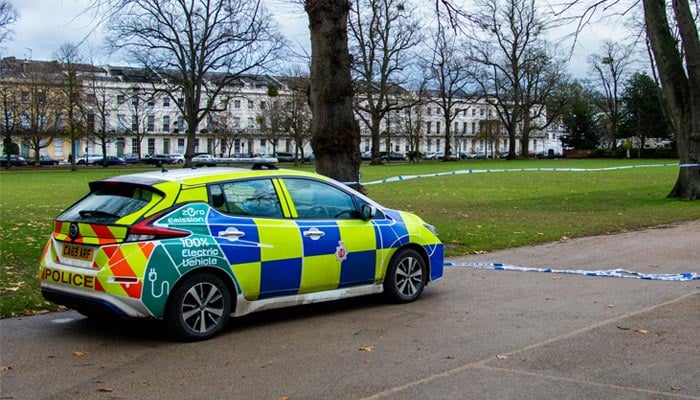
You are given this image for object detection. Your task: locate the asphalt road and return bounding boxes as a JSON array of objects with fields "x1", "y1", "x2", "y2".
[{"x1": 1, "y1": 221, "x2": 699, "y2": 400}]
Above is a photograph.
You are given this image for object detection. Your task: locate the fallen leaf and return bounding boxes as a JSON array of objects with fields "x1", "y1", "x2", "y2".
[
  {"x1": 496, "y1": 355, "x2": 509, "y2": 360},
  {"x1": 634, "y1": 329, "x2": 650, "y2": 335},
  {"x1": 97, "y1": 388, "x2": 113, "y2": 393},
  {"x1": 671, "y1": 386, "x2": 682, "y2": 391},
  {"x1": 617, "y1": 326, "x2": 631, "y2": 331},
  {"x1": 0, "y1": 365, "x2": 12, "y2": 371},
  {"x1": 73, "y1": 351, "x2": 88, "y2": 357},
  {"x1": 606, "y1": 304, "x2": 616, "y2": 308},
  {"x1": 358, "y1": 346, "x2": 374, "y2": 352}
]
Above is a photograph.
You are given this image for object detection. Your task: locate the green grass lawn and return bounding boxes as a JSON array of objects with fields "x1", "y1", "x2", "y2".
[{"x1": 1, "y1": 159, "x2": 698, "y2": 317}]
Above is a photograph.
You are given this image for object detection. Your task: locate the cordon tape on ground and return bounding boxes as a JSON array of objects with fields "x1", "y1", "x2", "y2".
[{"x1": 349, "y1": 163, "x2": 700, "y2": 282}]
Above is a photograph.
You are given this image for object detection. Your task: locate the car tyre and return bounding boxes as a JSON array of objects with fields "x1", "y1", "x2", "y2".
[
  {"x1": 383, "y1": 248, "x2": 426, "y2": 303},
  {"x1": 166, "y1": 272, "x2": 231, "y2": 341}
]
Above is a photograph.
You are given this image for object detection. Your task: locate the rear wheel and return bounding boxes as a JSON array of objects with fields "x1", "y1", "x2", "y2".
[
  {"x1": 383, "y1": 248, "x2": 426, "y2": 303},
  {"x1": 166, "y1": 272, "x2": 231, "y2": 341}
]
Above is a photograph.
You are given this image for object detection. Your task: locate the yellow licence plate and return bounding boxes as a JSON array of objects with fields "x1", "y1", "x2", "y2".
[{"x1": 62, "y1": 244, "x2": 94, "y2": 261}]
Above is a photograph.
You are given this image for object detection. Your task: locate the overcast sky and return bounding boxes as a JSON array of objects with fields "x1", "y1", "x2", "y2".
[{"x1": 3, "y1": 0, "x2": 632, "y2": 79}]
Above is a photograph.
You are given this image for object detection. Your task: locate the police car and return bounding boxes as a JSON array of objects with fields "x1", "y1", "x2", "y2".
[{"x1": 39, "y1": 162, "x2": 444, "y2": 341}]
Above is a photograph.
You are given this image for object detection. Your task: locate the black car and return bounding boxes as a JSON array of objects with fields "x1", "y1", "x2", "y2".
[
  {"x1": 273, "y1": 152, "x2": 296, "y2": 162},
  {"x1": 28, "y1": 156, "x2": 60, "y2": 166},
  {"x1": 92, "y1": 156, "x2": 126, "y2": 166},
  {"x1": 1, "y1": 154, "x2": 28, "y2": 166},
  {"x1": 142, "y1": 154, "x2": 177, "y2": 165}
]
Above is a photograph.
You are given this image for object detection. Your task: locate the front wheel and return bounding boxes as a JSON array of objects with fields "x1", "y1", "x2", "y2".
[
  {"x1": 166, "y1": 272, "x2": 231, "y2": 341},
  {"x1": 383, "y1": 248, "x2": 426, "y2": 303}
]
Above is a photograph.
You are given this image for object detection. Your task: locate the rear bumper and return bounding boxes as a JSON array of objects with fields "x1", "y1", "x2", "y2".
[{"x1": 40, "y1": 282, "x2": 153, "y2": 318}]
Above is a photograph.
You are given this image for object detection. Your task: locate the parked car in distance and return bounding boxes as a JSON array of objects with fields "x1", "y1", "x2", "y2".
[
  {"x1": 273, "y1": 152, "x2": 296, "y2": 162},
  {"x1": 92, "y1": 156, "x2": 126, "y2": 166},
  {"x1": 169, "y1": 153, "x2": 185, "y2": 163},
  {"x1": 0, "y1": 154, "x2": 28, "y2": 166},
  {"x1": 38, "y1": 166, "x2": 444, "y2": 341},
  {"x1": 28, "y1": 155, "x2": 60, "y2": 166},
  {"x1": 422, "y1": 152, "x2": 437, "y2": 160},
  {"x1": 143, "y1": 154, "x2": 177, "y2": 165},
  {"x1": 381, "y1": 152, "x2": 406, "y2": 161},
  {"x1": 77, "y1": 154, "x2": 102, "y2": 165},
  {"x1": 123, "y1": 153, "x2": 140, "y2": 164},
  {"x1": 192, "y1": 154, "x2": 217, "y2": 167}
]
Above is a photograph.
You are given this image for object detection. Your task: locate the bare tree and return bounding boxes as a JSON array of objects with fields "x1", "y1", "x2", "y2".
[
  {"x1": 54, "y1": 43, "x2": 85, "y2": 171},
  {"x1": 18, "y1": 62, "x2": 63, "y2": 164},
  {"x1": 588, "y1": 41, "x2": 634, "y2": 154},
  {"x1": 305, "y1": 0, "x2": 361, "y2": 185},
  {"x1": 0, "y1": 1, "x2": 18, "y2": 44},
  {"x1": 349, "y1": 0, "x2": 422, "y2": 165},
  {"x1": 424, "y1": 25, "x2": 474, "y2": 160},
  {"x1": 82, "y1": 61, "x2": 118, "y2": 167},
  {"x1": 280, "y1": 74, "x2": 313, "y2": 163},
  {"x1": 97, "y1": 0, "x2": 285, "y2": 166},
  {"x1": 465, "y1": 0, "x2": 559, "y2": 159}
]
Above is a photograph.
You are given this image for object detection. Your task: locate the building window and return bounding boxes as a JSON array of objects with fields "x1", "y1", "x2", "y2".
[
  {"x1": 247, "y1": 117, "x2": 254, "y2": 131},
  {"x1": 177, "y1": 138, "x2": 185, "y2": 153},
  {"x1": 162, "y1": 115, "x2": 170, "y2": 132},
  {"x1": 117, "y1": 114, "x2": 126, "y2": 132},
  {"x1": 178, "y1": 97, "x2": 184, "y2": 107},
  {"x1": 147, "y1": 97, "x2": 155, "y2": 107},
  {"x1": 131, "y1": 138, "x2": 139, "y2": 154},
  {"x1": 21, "y1": 91, "x2": 29, "y2": 103},
  {"x1": 117, "y1": 94, "x2": 125, "y2": 105},
  {"x1": 471, "y1": 122, "x2": 476, "y2": 135},
  {"x1": 247, "y1": 100, "x2": 254, "y2": 110},
  {"x1": 426, "y1": 121, "x2": 431, "y2": 135},
  {"x1": 436, "y1": 121, "x2": 441, "y2": 135},
  {"x1": 131, "y1": 115, "x2": 138, "y2": 132},
  {"x1": 163, "y1": 97, "x2": 170, "y2": 107},
  {"x1": 147, "y1": 115, "x2": 155, "y2": 132},
  {"x1": 147, "y1": 138, "x2": 155, "y2": 155},
  {"x1": 260, "y1": 101, "x2": 266, "y2": 110},
  {"x1": 233, "y1": 99, "x2": 241, "y2": 109},
  {"x1": 178, "y1": 116, "x2": 185, "y2": 133},
  {"x1": 233, "y1": 117, "x2": 240, "y2": 130},
  {"x1": 163, "y1": 138, "x2": 170, "y2": 154}
]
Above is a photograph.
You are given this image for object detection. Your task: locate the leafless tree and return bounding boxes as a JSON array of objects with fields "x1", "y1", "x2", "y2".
[
  {"x1": 465, "y1": 0, "x2": 563, "y2": 159},
  {"x1": 588, "y1": 41, "x2": 635, "y2": 154},
  {"x1": 423, "y1": 25, "x2": 474, "y2": 160},
  {"x1": 17, "y1": 62, "x2": 63, "y2": 164},
  {"x1": 349, "y1": 0, "x2": 423, "y2": 165},
  {"x1": 280, "y1": 75, "x2": 313, "y2": 163},
  {"x1": 95, "y1": 0, "x2": 285, "y2": 166},
  {"x1": 0, "y1": 1, "x2": 18, "y2": 44},
  {"x1": 54, "y1": 43, "x2": 85, "y2": 171},
  {"x1": 82, "y1": 58, "x2": 118, "y2": 167}
]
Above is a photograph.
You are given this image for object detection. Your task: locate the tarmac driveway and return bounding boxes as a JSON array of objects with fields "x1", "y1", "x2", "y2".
[{"x1": 1, "y1": 221, "x2": 698, "y2": 399}]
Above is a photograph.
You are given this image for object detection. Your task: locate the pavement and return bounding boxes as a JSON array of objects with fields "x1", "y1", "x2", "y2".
[{"x1": 1, "y1": 220, "x2": 699, "y2": 399}]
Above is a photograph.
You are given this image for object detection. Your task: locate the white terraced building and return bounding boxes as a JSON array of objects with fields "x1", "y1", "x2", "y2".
[{"x1": 1, "y1": 57, "x2": 562, "y2": 162}]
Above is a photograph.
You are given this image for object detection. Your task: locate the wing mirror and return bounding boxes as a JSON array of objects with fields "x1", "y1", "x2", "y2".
[{"x1": 360, "y1": 204, "x2": 377, "y2": 220}]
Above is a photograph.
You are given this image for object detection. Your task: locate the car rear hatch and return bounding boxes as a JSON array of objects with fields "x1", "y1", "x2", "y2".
[{"x1": 51, "y1": 181, "x2": 167, "y2": 266}]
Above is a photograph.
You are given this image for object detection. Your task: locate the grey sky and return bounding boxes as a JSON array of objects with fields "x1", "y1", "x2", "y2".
[{"x1": 3, "y1": 0, "x2": 630, "y2": 79}]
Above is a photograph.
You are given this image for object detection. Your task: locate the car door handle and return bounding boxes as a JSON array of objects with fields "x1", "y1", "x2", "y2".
[
  {"x1": 218, "y1": 227, "x2": 245, "y2": 241},
  {"x1": 303, "y1": 227, "x2": 325, "y2": 240}
]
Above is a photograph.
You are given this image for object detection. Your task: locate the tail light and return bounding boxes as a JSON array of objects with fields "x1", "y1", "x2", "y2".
[{"x1": 126, "y1": 214, "x2": 189, "y2": 242}]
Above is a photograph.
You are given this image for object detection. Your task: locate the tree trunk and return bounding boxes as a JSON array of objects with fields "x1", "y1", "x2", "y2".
[
  {"x1": 306, "y1": 0, "x2": 361, "y2": 186},
  {"x1": 643, "y1": 0, "x2": 700, "y2": 200}
]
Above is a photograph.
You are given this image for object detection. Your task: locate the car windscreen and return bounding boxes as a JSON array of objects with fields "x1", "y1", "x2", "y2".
[{"x1": 58, "y1": 183, "x2": 162, "y2": 224}]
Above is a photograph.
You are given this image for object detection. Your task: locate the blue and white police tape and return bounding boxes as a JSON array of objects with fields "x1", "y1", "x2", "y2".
[
  {"x1": 348, "y1": 163, "x2": 700, "y2": 186},
  {"x1": 444, "y1": 261, "x2": 700, "y2": 282}
]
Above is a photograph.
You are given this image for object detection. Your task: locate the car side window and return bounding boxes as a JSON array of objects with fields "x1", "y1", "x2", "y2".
[
  {"x1": 209, "y1": 179, "x2": 283, "y2": 218},
  {"x1": 284, "y1": 178, "x2": 358, "y2": 219}
]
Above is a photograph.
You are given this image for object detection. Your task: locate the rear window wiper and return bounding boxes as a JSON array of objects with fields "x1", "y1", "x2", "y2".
[{"x1": 78, "y1": 210, "x2": 121, "y2": 219}]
